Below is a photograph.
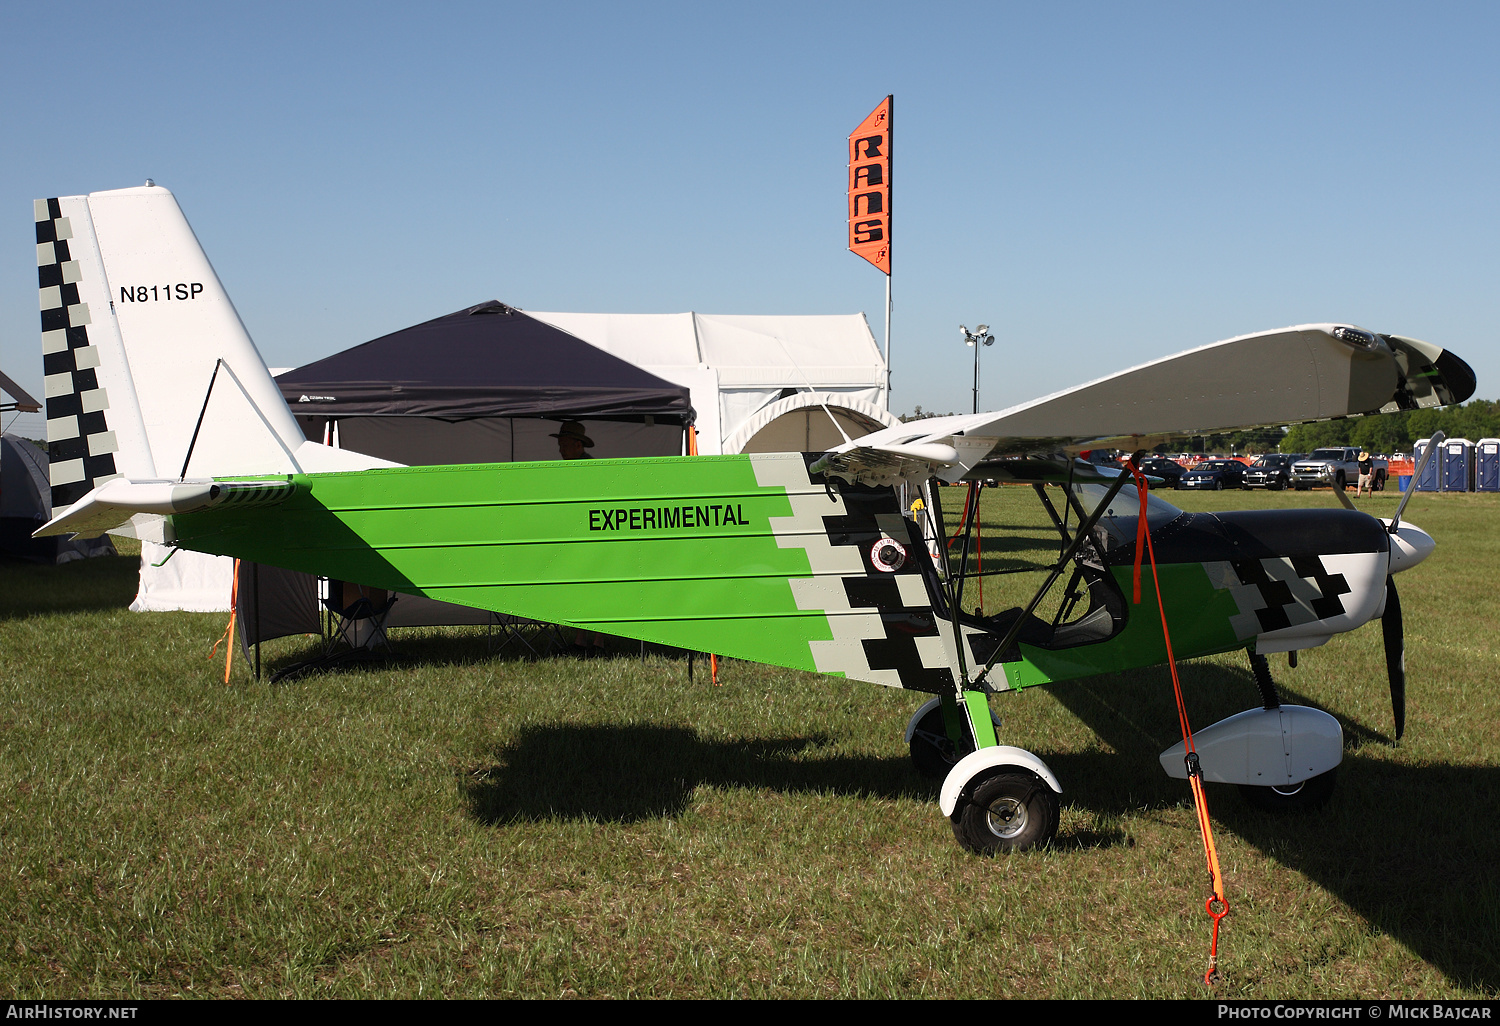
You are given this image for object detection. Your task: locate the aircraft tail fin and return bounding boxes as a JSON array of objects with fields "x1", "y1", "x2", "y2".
[{"x1": 35, "y1": 185, "x2": 391, "y2": 520}]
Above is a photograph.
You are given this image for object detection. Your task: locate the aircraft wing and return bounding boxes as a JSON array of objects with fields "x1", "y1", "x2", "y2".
[
  {"x1": 963, "y1": 456, "x2": 1140, "y2": 485},
  {"x1": 814, "y1": 324, "x2": 1475, "y2": 485}
]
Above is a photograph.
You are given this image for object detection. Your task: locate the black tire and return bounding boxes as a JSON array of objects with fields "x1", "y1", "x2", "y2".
[
  {"x1": 950, "y1": 770, "x2": 1060, "y2": 854},
  {"x1": 1238, "y1": 768, "x2": 1337, "y2": 812},
  {"x1": 1375, "y1": 472, "x2": 1387, "y2": 492},
  {"x1": 1335, "y1": 471, "x2": 1346, "y2": 490},
  {"x1": 1214, "y1": 480, "x2": 1223, "y2": 491},
  {"x1": 1295, "y1": 483, "x2": 1308, "y2": 491},
  {"x1": 909, "y1": 707, "x2": 969, "y2": 780}
]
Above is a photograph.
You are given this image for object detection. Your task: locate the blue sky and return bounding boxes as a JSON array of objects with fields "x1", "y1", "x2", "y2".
[{"x1": 3, "y1": 2, "x2": 1497, "y2": 439}]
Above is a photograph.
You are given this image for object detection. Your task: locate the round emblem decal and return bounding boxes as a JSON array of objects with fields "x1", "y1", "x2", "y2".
[{"x1": 870, "y1": 536, "x2": 907, "y2": 573}]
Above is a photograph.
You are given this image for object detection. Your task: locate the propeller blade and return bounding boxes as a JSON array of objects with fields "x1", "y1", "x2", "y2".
[
  {"x1": 1390, "y1": 430, "x2": 1446, "y2": 534},
  {"x1": 1382, "y1": 575, "x2": 1406, "y2": 740}
]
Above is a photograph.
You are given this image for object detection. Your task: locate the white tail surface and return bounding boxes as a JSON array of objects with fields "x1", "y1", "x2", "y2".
[{"x1": 35, "y1": 185, "x2": 393, "y2": 521}]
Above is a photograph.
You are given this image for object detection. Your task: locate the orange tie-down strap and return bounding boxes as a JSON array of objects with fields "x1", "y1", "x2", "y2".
[{"x1": 1125, "y1": 460, "x2": 1229, "y2": 986}]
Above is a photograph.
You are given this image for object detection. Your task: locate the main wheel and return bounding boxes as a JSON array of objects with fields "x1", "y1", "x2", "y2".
[
  {"x1": 909, "y1": 707, "x2": 968, "y2": 779},
  {"x1": 950, "y1": 770, "x2": 1059, "y2": 854},
  {"x1": 1238, "y1": 768, "x2": 1337, "y2": 812},
  {"x1": 1214, "y1": 479, "x2": 1223, "y2": 490}
]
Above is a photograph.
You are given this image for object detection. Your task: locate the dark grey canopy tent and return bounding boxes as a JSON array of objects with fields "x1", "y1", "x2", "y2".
[
  {"x1": 237, "y1": 301, "x2": 695, "y2": 663},
  {"x1": 1, "y1": 433, "x2": 114, "y2": 563},
  {"x1": 276, "y1": 300, "x2": 694, "y2": 463}
]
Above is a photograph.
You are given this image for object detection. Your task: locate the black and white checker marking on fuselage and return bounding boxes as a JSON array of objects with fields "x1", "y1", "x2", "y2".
[
  {"x1": 1203, "y1": 552, "x2": 1380, "y2": 651},
  {"x1": 750, "y1": 453, "x2": 961, "y2": 693}
]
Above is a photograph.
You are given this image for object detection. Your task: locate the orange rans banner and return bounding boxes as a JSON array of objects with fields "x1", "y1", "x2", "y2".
[{"x1": 848, "y1": 95, "x2": 891, "y2": 275}]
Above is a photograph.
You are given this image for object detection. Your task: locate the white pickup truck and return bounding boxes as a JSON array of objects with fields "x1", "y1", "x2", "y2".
[{"x1": 1291, "y1": 447, "x2": 1388, "y2": 491}]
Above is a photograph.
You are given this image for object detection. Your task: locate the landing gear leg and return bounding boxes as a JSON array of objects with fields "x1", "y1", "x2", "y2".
[
  {"x1": 1248, "y1": 651, "x2": 1281, "y2": 710},
  {"x1": 1239, "y1": 651, "x2": 1338, "y2": 811},
  {"x1": 907, "y1": 694, "x2": 1002, "y2": 780}
]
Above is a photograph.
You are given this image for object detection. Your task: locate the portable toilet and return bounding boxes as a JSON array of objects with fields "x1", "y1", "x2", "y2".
[
  {"x1": 1477, "y1": 439, "x2": 1500, "y2": 492},
  {"x1": 1441, "y1": 438, "x2": 1473, "y2": 492},
  {"x1": 1414, "y1": 438, "x2": 1443, "y2": 492}
]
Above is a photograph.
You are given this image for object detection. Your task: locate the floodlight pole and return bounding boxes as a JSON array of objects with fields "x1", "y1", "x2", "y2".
[{"x1": 961, "y1": 324, "x2": 995, "y2": 414}]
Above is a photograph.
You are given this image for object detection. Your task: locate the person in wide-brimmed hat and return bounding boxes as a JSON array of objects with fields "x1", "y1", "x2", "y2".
[
  {"x1": 1356, "y1": 450, "x2": 1374, "y2": 497},
  {"x1": 550, "y1": 421, "x2": 594, "y2": 460},
  {"x1": 550, "y1": 420, "x2": 606, "y2": 655}
]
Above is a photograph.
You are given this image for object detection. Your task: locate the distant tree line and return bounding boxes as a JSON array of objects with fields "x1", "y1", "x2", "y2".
[
  {"x1": 898, "y1": 405, "x2": 958, "y2": 423},
  {"x1": 1278, "y1": 400, "x2": 1500, "y2": 454},
  {"x1": 1145, "y1": 400, "x2": 1500, "y2": 457},
  {"x1": 901, "y1": 400, "x2": 1499, "y2": 456}
]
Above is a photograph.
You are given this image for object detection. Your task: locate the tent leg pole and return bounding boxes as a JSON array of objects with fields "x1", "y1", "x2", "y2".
[{"x1": 253, "y1": 561, "x2": 261, "y2": 681}]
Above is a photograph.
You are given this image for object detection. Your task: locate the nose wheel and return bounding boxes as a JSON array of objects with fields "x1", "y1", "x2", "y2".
[{"x1": 1239, "y1": 768, "x2": 1337, "y2": 811}]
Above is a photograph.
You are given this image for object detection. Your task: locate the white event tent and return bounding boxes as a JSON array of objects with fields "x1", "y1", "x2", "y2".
[{"x1": 526, "y1": 311, "x2": 897, "y2": 454}]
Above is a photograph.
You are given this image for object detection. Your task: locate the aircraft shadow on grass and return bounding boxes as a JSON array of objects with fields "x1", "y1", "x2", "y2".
[
  {"x1": 1043, "y1": 662, "x2": 1500, "y2": 993},
  {"x1": 464, "y1": 661, "x2": 1498, "y2": 990},
  {"x1": 463, "y1": 724, "x2": 937, "y2": 828}
]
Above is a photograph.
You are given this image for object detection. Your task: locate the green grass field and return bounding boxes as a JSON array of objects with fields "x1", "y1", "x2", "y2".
[{"x1": 2, "y1": 485, "x2": 1497, "y2": 998}]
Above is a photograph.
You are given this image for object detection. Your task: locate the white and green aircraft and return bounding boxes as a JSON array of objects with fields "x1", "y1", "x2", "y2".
[{"x1": 33, "y1": 185, "x2": 1475, "y2": 853}]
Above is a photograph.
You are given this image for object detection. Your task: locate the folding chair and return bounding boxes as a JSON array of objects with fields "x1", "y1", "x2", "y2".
[
  {"x1": 489, "y1": 613, "x2": 569, "y2": 659},
  {"x1": 324, "y1": 580, "x2": 398, "y2": 656}
]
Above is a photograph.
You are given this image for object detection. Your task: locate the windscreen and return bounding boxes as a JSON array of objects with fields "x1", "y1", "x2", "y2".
[
  {"x1": 1073, "y1": 482, "x2": 1183, "y2": 524},
  {"x1": 1070, "y1": 483, "x2": 1189, "y2": 552}
]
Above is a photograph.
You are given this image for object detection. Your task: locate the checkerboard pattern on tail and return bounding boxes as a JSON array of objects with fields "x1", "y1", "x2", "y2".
[{"x1": 36, "y1": 198, "x2": 120, "y2": 512}]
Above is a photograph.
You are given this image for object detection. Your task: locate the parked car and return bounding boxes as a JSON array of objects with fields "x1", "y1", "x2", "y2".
[
  {"x1": 1242, "y1": 453, "x2": 1302, "y2": 490},
  {"x1": 1291, "y1": 447, "x2": 1388, "y2": 491},
  {"x1": 1178, "y1": 458, "x2": 1247, "y2": 490},
  {"x1": 1137, "y1": 456, "x2": 1186, "y2": 489}
]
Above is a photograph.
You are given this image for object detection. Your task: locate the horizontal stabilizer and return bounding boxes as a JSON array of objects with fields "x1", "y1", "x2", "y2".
[{"x1": 35, "y1": 478, "x2": 296, "y2": 539}]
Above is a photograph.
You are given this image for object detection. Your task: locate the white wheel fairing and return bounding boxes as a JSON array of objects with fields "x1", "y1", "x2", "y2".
[
  {"x1": 939, "y1": 746, "x2": 1062, "y2": 818},
  {"x1": 1158, "y1": 705, "x2": 1343, "y2": 788}
]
